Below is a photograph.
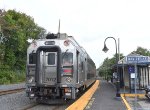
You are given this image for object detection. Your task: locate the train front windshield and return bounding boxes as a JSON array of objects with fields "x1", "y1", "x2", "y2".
[{"x1": 62, "y1": 52, "x2": 73, "y2": 66}]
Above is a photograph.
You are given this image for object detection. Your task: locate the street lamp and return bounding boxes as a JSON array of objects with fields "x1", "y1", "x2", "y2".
[
  {"x1": 102, "y1": 44, "x2": 109, "y2": 53},
  {"x1": 102, "y1": 37, "x2": 120, "y2": 97}
]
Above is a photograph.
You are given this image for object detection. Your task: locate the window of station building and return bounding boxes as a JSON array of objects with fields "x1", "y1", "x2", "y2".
[
  {"x1": 62, "y1": 52, "x2": 73, "y2": 65},
  {"x1": 29, "y1": 53, "x2": 36, "y2": 64},
  {"x1": 47, "y1": 53, "x2": 55, "y2": 65}
]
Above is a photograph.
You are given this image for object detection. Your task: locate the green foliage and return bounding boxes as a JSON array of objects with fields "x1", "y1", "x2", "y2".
[
  {"x1": 98, "y1": 53, "x2": 124, "y2": 79},
  {"x1": 0, "y1": 69, "x2": 25, "y2": 84},
  {"x1": 131, "y1": 46, "x2": 150, "y2": 56},
  {"x1": 0, "y1": 9, "x2": 45, "y2": 70},
  {"x1": 4, "y1": 48, "x2": 16, "y2": 68},
  {"x1": 0, "y1": 9, "x2": 46, "y2": 84}
]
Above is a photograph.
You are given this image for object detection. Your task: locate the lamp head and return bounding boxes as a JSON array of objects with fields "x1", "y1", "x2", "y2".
[{"x1": 102, "y1": 44, "x2": 109, "y2": 53}]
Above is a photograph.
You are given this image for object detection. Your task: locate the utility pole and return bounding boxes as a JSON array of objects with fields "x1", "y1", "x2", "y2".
[{"x1": 118, "y1": 38, "x2": 120, "y2": 61}]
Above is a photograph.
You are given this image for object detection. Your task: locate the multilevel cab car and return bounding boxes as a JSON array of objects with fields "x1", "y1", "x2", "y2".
[{"x1": 26, "y1": 33, "x2": 96, "y2": 103}]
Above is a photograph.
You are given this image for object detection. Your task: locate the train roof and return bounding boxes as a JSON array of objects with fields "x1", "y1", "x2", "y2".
[
  {"x1": 29, "y1": 33, "x2": 95, "y2": 65},
  {"x1": 45, "y1": 33, "x2": 68, "y2": 40},
  {"x1": 42, "y1": 33, "x2": 88, "y2": 54}
]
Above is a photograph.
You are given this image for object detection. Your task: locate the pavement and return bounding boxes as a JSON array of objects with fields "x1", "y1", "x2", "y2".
[
  {"x1": 0, "y1": 83, "x2": 25, "y2": 91},
  {"x1": 125, "y1": 96, "x2": 150, "y2": 110},
  {"x1": 85, "y1": 80, "x2": 126, "y2": 110}
]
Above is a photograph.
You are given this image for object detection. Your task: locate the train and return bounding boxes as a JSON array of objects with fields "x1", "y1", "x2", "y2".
[{"x1": 26, "y1": 33, "x2": 96, "y2": 104}]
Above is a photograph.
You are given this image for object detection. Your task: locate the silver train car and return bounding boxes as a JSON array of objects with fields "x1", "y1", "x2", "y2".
[{"x1": 26, "y1": 33, "x2": 96, "y2": 103}]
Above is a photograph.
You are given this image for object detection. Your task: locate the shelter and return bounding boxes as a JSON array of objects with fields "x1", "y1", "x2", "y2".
[{"x1": 116, "y1": 53, "x2": 150, "y2": 92}]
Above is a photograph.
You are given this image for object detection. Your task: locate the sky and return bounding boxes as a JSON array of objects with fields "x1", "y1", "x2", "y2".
[{"x1": 1, "y1": 0, "x2": 150, "y2": 68}]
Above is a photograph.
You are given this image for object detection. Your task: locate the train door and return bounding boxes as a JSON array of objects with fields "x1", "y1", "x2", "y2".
[
  {"x1": 42, "y1": 52, "x2": 57, "y2": 85},
  {"x1": 80, "y1": 56, "x2": 85, "y2": 82},
  {"x1": 84, "y1": 58, "x2": 87, "y2": 81},
  {"x1": 76, "y1": 51, "x2": 79, "y2": 83}
]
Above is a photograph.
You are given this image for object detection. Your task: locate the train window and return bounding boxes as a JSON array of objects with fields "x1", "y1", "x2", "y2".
[
  {"x1": 81, "y1": 62, "x2": 84, "y2": 71},
  {"x1": 62, "y1": 52, "x2": 73, "y2": 65},
  {"x1": 47, "y1": 53, "x2": 55, "y2": 65},
  {"x1": 29, "y1": 53, "x2": 36, "y2": 64}
]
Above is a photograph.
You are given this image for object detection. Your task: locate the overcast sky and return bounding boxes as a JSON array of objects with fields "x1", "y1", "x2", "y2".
[{"x1": 1, "y1": 0, "x2": 150, "y2": 68}]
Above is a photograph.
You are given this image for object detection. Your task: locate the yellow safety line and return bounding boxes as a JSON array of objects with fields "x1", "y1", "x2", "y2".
[
  {"x1": 121, "y1": 93, "x2": 145, "y2": 110},
  {"x1": 120, "y1": 94, "x2": 132, "y2": 110},
  {"x1": 124, "y1": 94, "x2": 145, "y2": 98},
  {"x1": 66, "y1": 80, "x2": 100, "y2": 110}
]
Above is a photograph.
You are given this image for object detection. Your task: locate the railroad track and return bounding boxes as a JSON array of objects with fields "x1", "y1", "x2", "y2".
[
  {"x1": 0, "y1": 88, "x2": 68, "y2": 110},
  {"x1": 21, "y1": 103, "x2": 63, "y2": 110},
  {"x1": 21, "y1": 99, "x2": 73, "y2": 110},
  {"x1": 20, "y1": 103, "x2": 38, "y2": 110},
  {"x1": 0, "y1": 88, "x2": 25, "y2": 96}
]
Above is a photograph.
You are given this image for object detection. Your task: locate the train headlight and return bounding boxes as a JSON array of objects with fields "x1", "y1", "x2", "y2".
[
  {"x1": 65, "y1": 77, "x2": 72, "y2": 83},
  {"x1": 64, "y1": 40, "x2": 70, "y2": 46},
  {"x1": 28, "y1": 76, "x2": 34, "y2": 83}
]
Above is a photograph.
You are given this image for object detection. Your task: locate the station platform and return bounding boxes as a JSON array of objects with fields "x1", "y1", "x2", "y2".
[{"x1": 85, "y1": 80, "x2": 126, "y2": 110}]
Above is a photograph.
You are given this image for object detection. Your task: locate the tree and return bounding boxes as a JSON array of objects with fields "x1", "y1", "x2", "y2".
[
  {"x1": 98, "y1": 53, "x2": 124, "y2": 80},
  {"x1": 0, "y1": 9, "x2": 6, "y2": 66},
  {"x1": 0, "y1": 9, "x2": 46, "y2": 69},
  {"x1": 131, "y1": 46, "x2": 150, "y2": 56}
]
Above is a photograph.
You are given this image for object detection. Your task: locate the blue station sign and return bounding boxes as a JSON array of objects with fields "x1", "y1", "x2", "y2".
[
  {"x1": 128, "y1": 66, "x2": 135, "y2": 73},
  {"x1": 127, "y1": 56, "x2": 149, "y2": 64}
]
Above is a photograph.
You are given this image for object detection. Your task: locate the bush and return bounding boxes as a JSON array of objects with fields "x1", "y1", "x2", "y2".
[
  {"x1": 0, "y1": 69, "x2": 25, "y2": 84},
  {"x1": 0, "y1": 77, "x2": 10, "y2": 84}
]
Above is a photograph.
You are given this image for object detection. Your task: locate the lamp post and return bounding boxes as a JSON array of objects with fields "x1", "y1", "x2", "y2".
[{"x1": 102, "y1": 37, "x2": 120, "y2": 97}]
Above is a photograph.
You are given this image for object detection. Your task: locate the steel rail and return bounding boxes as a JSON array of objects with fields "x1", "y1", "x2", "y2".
[{"x1": 0, "y1": 88, "x2": 25, "y2": 96}]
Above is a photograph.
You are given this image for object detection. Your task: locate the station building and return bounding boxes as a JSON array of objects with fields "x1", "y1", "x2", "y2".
[{"x1": 114, "y1": 53, "x2": 150, "y2": 93}]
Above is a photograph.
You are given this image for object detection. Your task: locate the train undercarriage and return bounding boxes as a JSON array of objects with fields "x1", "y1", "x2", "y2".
[{"x1": 26, "y1": 85, "x2": 87, "y2": 104}]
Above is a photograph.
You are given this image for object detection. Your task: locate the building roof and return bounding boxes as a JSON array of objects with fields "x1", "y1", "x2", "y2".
[{"x1": 118, "y1": 53, "x2": 150, "y2": 65}]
